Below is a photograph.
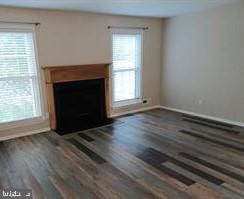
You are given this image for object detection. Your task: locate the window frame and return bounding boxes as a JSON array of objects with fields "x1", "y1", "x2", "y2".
[
  {"x1": 110, "y1": 28, "x2": 143, "y2": 108},
  {"x1": 0, "y1": 23, "x2": 45, "y2": 130}
]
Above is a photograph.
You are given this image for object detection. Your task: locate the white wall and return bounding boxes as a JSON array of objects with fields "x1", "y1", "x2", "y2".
[
  {"x1": 0, "y1": 7, "x2": 163, "y2": 137},
  {"x1": 161, "y1": 1, "x2": 244, "y2": 123}
]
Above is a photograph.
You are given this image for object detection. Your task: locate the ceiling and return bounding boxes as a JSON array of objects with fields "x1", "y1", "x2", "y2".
[{"x1": 0, "y1": 0, "x2": 240, "y2": 17}]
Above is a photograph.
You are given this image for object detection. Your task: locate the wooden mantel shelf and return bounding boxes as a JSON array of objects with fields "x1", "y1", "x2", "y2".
[
  {"x1": 42, "y1": 63, "x2": 111, "y2": 83},
  {"x1": 42, "y1": 63, "x2": 111, "y2": 130}
]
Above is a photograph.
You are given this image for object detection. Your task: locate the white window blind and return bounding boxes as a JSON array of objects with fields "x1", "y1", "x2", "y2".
[
  {"x1": 112, "y1": 33, "x2": 142, "y2": 106},
  {"x1": 0, "y1": 29, "x2": 42, "y2": 124}
]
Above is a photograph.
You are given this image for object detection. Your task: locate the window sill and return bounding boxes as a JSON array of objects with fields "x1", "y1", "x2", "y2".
[
  {"x1": 112, "y1": 98, "x2": 142, "y2": 109},
  {"x1": 0, "y1": 115, "x2": 47, "y2": 131}
]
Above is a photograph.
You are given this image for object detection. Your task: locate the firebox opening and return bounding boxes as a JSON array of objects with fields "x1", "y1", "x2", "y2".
[{"x1": 53, "y1": 78, "x2": 111, "y2": 135}]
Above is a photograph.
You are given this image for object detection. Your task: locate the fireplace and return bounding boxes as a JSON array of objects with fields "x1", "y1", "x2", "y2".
[
  {"x1": 42, "y1": 64, "x2": 111, "y2": 134},
  {"x1": 54, "y1": 79, "x2": 107, "y2": 134}
]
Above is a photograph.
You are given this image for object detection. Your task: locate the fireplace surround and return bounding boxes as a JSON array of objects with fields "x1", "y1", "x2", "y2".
[{"x1": 43, "y1": 64, "x2": 111, "y2": 134}]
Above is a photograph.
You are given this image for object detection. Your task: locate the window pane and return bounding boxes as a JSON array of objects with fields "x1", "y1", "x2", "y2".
[
  {"x1": 0, "y1": 78, "x2": 37, "y2": 123},
  {"x1": 0, "y1": 32, "x2": 36, "y2": 78},
  {"x1": 112, "y1": 33, "x2": 142, "y2": 105},
  {"x1": 0, "y1": 31, "x2": 41, "y2": 124},
  {"x1": 113, "y1": 35, "x2": 136, "y2": 70},
  {"x1": 113, "y1": 70, "x2": 136, "y2": 102}
]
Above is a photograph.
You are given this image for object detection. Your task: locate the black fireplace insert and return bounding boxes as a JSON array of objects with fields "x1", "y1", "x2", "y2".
[{"x1": 53, "y1": 78, "x2": 110, "y2": 135}]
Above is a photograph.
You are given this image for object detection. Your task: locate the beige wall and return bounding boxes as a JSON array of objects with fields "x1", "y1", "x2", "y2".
[
  {"x1": 161, "y1": 1, "x2": 244, "y2": 123},
  {"x1": 5, "y1": 1, "x2": 243, "y2": 137},
  {"x1": 0, "y1": 7, "x2": 163, "y2": 136}
]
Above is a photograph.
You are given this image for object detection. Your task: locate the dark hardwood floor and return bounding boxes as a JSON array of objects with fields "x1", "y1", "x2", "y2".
[{"x1": 0, "y1": 109, "x2": 244, "y2": 199}]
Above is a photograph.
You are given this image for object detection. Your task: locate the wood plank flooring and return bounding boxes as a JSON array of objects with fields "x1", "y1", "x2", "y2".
[{"x1": 0, "y1": 108, "x2": 243, "y2": 199}]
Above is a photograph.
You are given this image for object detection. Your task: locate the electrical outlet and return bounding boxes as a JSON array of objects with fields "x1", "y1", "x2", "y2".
[
  {"x1": 198, "y1": 100, "x2": 203, "y2": 105},
  {"x1": 142, "y1": 98, "x2": 152, "y2": 105}
]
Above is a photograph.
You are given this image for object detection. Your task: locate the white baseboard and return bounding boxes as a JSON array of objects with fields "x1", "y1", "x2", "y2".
[
  {"x1": 2, "y1": 106, "x2": 242, "y2": 141},
  {"x1": 0, "y1": 127, "x2": 50, "y2": 141},
  {"x1": 111, "y1": 105, "x2": 161, "y2": 118},
  {"x1": 159, "y1": 106, "x2": 244, "y2": 127}
]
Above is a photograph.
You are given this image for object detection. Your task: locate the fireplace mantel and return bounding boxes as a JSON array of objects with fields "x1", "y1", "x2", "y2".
[{"x1": 42, "y1": 63, "x2": 111, "y2": 130}]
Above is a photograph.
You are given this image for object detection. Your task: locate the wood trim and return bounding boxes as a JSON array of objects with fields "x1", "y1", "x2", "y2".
[
  {"x1": 43, "y1": 64, "x2": 110, "y2": 83},
  {"x1": 46, "y1": 83, "x2": 56, "y2": 129},
  {"x1": 42, "y1": 63, "x2": 111, "y2": 130},
  {"x1": 105, "y1": 65, "x2": 111, "y2": 117},
  {"x1": 42, "y1": 63, "x2": 110, "y2": 70}
]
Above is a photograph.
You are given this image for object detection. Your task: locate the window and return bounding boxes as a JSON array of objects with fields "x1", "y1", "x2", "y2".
[
  {"x1": 112, "y1": 31, "x2": 142, "y2": 107},
  {"x1": 0, "y1": 25, "x2": 42, "y2": 125}
]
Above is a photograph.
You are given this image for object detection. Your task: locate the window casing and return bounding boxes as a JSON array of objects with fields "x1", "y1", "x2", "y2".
[
  {"x1": 0, "y1": 24, "x2": 43, "y2": 127},
  {"x1": 112, "y1": 30, "x2": 142, "y2": 107}
]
